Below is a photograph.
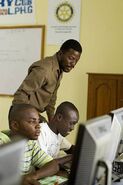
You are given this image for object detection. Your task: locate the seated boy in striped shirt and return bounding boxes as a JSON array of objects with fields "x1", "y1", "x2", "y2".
[{"x1": 1, "y1": 104, "x2": 59, "y2": 185}]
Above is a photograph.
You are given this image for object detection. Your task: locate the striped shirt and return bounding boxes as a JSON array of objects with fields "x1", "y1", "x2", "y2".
[
  {"x1": 0, "y1": 131, "x2": 53, "y2": 174},
  {"x1": 22, "y1": 140, "x2": 53, "y2": 174},
  {"x1": 0, "y1": 132, "x2": 10, "y2": 145}
]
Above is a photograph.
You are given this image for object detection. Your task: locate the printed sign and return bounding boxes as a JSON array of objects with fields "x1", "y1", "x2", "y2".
[
  {"x1": 0, "y1": 0, "x2": 36, "y2": 24},
  {"x1": 47, "y1": 0, "x2": 81, "y2": 45}
]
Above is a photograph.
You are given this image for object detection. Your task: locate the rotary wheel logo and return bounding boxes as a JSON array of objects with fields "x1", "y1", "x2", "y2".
[{"x1": 56, "y1": 3, "x2": 73, "y2": 22}]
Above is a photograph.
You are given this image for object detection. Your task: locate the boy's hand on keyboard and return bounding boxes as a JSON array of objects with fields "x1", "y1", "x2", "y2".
[{"x1": 22, "y1": 174, "x2": 41, "y2": 185}]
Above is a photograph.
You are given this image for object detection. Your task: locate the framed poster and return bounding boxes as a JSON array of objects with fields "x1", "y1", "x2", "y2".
[
  {"x1": 0, "y1": 25, "x2": 45, "y2": 95},
  {"x1": 47, "y1": 0, "x2": 81, "y2": 44}
]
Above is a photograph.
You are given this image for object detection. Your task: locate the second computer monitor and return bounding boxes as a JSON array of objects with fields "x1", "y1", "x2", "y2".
[
  {"x1": 109, "y1": 107, "x2": 123, "y2": 156},
  {"x1": 68, "y1": 115, "x2": 112, "y2": 185}
]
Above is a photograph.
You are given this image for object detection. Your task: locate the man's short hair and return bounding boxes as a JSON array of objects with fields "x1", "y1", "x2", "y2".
[
  {"x1": 60, "y1": 39, "x2": 82, "y2": 53},
  {"x1": 8, "y1": 104, "x2": 36, "y2": 124},
  {"x1": 55, "y1": 101, "x2": 79, "y2": 118}
]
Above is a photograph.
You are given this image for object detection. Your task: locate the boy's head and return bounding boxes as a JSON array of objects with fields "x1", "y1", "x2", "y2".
[
  {"x1": 8, "y1": 104, "x2": 40, "y2": 140},
  {"x1": 54, "y1": 101, "x2": 79, "y2": 137}
]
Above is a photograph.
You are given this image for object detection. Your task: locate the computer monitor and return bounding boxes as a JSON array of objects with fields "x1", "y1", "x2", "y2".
[
  {"x1": 0, "y1": 137, "x2": 26, "y2": 185},
  {"x1": 109, "y1": 107, "x2": 123, "y2": 157},
  {"x1": 68, "y1": 115, "x2": 112, "y2": 185}
]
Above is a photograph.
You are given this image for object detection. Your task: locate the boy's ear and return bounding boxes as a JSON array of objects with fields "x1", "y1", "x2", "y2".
[
  {"x1": 10, "y1": 120, "x2": 19, "y2": 131},
  {"x1": 57, "y1": 113, "x2": 63, "y2": 121}
]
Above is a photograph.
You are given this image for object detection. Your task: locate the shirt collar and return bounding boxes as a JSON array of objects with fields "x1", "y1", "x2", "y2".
[{"x1": 53, "y1": 53, "x2": 63, "y2": 77}]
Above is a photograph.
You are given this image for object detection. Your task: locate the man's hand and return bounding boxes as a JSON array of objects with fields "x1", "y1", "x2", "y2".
[{"x1": 21, "y1": 174, "x2": 41, "y2": 185}]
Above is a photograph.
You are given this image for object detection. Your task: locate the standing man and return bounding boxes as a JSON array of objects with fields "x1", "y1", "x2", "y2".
[{"x1": 12, "y1": 39, "x2": 82, "y2": 121}]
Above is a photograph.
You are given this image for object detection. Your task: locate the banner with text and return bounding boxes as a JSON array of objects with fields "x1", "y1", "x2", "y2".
[{"x1": 0, "y1": 0, "x2": 36, "y2": 24}]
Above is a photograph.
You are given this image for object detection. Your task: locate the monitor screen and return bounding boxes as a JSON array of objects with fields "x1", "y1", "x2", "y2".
[
  {"x1": 68, "y1": 115, "x2": 112, "y2": 185},
  {"x1": 109, "y1": 107, "x2": 123, "y2": 157},
  {"x1": 0, "y1": 138, "x2": 26, "y2": 185},
  {"x1": 110, "y1": 107, "x2": 123, "y2": 138}
]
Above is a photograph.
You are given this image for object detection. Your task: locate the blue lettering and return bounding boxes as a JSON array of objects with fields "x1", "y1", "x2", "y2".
[
  {"x1": 20, "y1": 6, "x2": 26, "y2": 13},
  {"x1": 15, "y1": 0, "x2": 32, "y2": 6},
  {"x1": 7, "y1": 0, "x2": 14, "y2": 6},
  {"x1": 28, "y1": 0, "x2": 32, "y2": 5},
  {"x1": 15, "y1": 0, "x2": 21, "y2": 6},
  {"x1": 8, "y1": 7, "x2": 14, "y2": 14},
  {"x1": 15, "y1": 6, "x2": 21, "y2": 13},
  {"x1": 0, "y1": 0, "x2": 32, "y2": 7},
  {"x1": 0, "y1": 0, "x2": 5, "y2": 7},
  {"x1": 28, "y1": 5, "x2": 32, "y2": 13},
  {"x1": 8, "y1": 4, "x2": 33, "y2": 14}
]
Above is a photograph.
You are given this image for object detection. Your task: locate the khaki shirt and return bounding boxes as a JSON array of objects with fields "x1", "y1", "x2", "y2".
[{"x1": 12, "y1": 54, "x2": 63, "y2": 118}]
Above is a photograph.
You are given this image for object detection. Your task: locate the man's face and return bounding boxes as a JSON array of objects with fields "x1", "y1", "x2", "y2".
[
  {"x1": 16, "y1": 108, "x2": 41, "y2": 140},
  {"x1": 59, "y1": 48, "x2": 81, "y2": 72},
  {"x1": 58, "y1": 110, "x2": 79, "y2": 137}
]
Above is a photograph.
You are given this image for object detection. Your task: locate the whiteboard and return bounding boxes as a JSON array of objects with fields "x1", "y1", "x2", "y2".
[{"x1": 0, "y1": 25, "x2": 45, "y2": 96}]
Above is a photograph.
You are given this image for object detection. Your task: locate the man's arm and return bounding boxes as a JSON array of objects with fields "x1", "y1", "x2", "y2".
[
  {"x1": 26, "y1": 160, "x2": 59, "y2": 180},
  {"x1": 55, "y1": 154, "x2": 72, "y2": 166},
  {"x1": 22, "y1": 141, "x2": 59, "y2": 184},
  {"x1": 45, "y1": 70, "x2": 63, "y2": 121},
  {"x1": 30, "y1": 141, "x2": 59, "y2": 179},
  {"x1": 45, "y1": 85, "x2": 60, "y2": 121},
  {"x1": 13, "y1": 68, "x2": 46, "y2": 104},
  {"x1": 22, "y1": 160, "x2": 59, "y2": 184},
  {"x1": 21, "y1": 176, "x2": 40, "y2": 185}
]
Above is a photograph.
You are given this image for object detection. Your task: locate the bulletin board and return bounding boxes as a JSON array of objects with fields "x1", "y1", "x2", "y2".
[{"x1": 0, "y1": 25, "x2": 45, "y2": 96}]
